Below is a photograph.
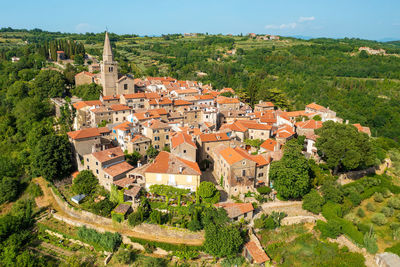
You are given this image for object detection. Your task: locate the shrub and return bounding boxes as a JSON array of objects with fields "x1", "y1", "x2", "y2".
[
  {"x1": 357, "y1": 223, "x2": 371, "y2": 234},
  {"x1": 256, "y1": 186, "x2": 272, "y2": 195},
  {"x1": 388, "y1": 197, "x2": 400, "y2": 210},
  {"x1": 128, "y1": 210, "x2": 145, "y2": 227},
  {"x1": 348, "y1": 191, "x2": 362, "y2": 206},
  {"x1": 371, "y1": 213, "x2": 387, "y2": 226},
  {"x1": 397, "y1": 213, "x2": 400, "y2": 221},
  {"x1": 187, "y1": 219, "x2": 202, "y2": 232},
  {"x1": 302, "y1": 189, "x2": 325, "y2": 214},
  {"x1": 374, "y1": 192, "x2": 384, "y2": 203},
  {"x1": 357, "y1": 208, "x2": 365, "y2": 218},
  {"x1": 382, "y1": 188, "x2": 391, "y2": 198},
  {"x1": 26, "y1": 182, "x2": 43, "y2": 198},
  {"x1": 344, "y1": 213, "x2": 360, "y2": 225},
  {"x1": 220, "y1": 256, "x2": 245, "y2": 267},
  {"x1": 114, "y1": 248, "x2": 135, "y2": 264},
  {"x1": 366, "y1": 203, "x2": 376, "y2": 212},
  {"x1": 173, "y1": 247, "x2": 199, "y2": 260},
  {"x1": 390, "y1": 223, "x2": 400, "y2": 230},
  {"x1": 381, "y1": 207, "x2": 394, "y2": 217},
  {"x1": 363, "y1": 229, "x2": 378, "y2": 254},
  {"x1": 316, "y1": 220, "x2": 341, "y2": 238},
  {"x1": 385, "y1": 243, "x2": 400, "y2": 256},
  {"x1": 72, "y1": 170, "x2": 98, "y2": 195},
  {"x1": 111, "y1": 212, "x2": 125, "y2": 223},
  {"x1": 149, "y1": 210, "x2": 164, "y2": 225},
  {"x1": 321, "y1": 181, "x2": 344, "y2": 204},
  {"x1": 77, "y1": 226, "x2": 121, "y2": 251}
]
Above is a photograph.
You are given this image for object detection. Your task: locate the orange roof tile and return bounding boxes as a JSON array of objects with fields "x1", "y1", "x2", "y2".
[
  {"x1": 67, "y1": 128, "x2": 100, "y2": 140},
  {"x1": 72, "y1": 100, "x2": 102, "y2": 110},
  {"x1": 75, "y1": 71, "x2": 95, "y2": 77},
  {"x1": 122, "y1": 93, "x2": 145, "y2": 99},
  {"x1": 353, "y1": 123, "x2": 371, "y2": 136},
  {"x1": 244, "y1": 241, "x2": 270, "y2": 264},
  {"x1": 171, "y1": 132, "x2": 196, "y2": 149},
  {"x1": 113, "y1": 121, "x2": 132, "y2": 131},
  {"x1": 214, "y1": 202, "x2": 254, "y2": 218},
  {"x1": 174, "y1": 99, "x2": 193, "y2": 106},
  {"x1": 256, "y1": 101, "x2": 274, "y2": 107},
  {"x1": 103, "y1": 95, "x2": 120, "y2": 101},
  {"x1": 295, "y1": 120, "x2": 323, "y2": 130},
  {"x1": 306, "y1": 102, "x2": 326, "y2": 111},
  {"x1": 110, "y1": 104, "x2": 131, "y2": 111},
  {"x1": 216, "y1": 96, "x2": 240, "y2": 104},
  {"x1": 260, "y1": 139, "x2": 278, "y2": 151},
  {"x1": 145, "y1": 151, "x2": 201, "y2": 175},
  {"x1": 92, "y1": 147, "x2": 124, "y2": 163},
  {"x1": 199, "y1": 133, "x2": 230, "y2": 142},
  {"x1": 219, "y1": 147, "x2": 245, "y2": 165},
  {"x1": 233, "y1": 147, "x2": 270, "y2": 166},
  {"x1": 103, "y1": 161, "x2": 134, "y2": 177},
  {"x1": 144, "y1": 119, "x2": 170, "y2": 129}
]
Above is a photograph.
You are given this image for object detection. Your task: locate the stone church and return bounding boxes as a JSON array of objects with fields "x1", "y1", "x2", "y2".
[{"x1": 75, "y1": 32, "x2": 135, "y2": 97}]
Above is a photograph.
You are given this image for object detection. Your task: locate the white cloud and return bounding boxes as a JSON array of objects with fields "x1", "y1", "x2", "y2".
[
  {"x1": 299, "y1": 16, "x2": 315, "y2": 22},
  {"x1": 265, "y1": 22, "x2": 297, "y2": 30},
  {"x1": 75, "y1": 23, "x2": 92, "y2": 33},
  {"x1": 265, "y1": 16, "x2": 315, "y2": 30}
]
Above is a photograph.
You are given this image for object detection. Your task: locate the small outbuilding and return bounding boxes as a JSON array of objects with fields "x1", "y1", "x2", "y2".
[{"x1": 71, "y1": 194, "x2": 86, "y2": 204}]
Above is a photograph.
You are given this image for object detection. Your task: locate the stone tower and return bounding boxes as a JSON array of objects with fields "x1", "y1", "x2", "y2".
[{"x1": 100, "y1": 32, "x2": 118, "y2": 96}]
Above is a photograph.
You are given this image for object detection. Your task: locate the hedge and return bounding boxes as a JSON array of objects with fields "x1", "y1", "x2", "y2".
[{"x1": 128, "y1": 236, "x2": 203, "y2": 252}]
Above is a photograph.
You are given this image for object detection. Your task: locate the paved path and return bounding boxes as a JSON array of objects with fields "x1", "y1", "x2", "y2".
[{"x1": 34, "y1": 177, "x2": 204, "y2": 246}]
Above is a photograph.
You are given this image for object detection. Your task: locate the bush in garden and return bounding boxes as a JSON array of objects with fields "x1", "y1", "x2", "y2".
[
  {"x1": 187, "y1": 219, "x2": 202, "y2": 232},
  {"x1": 256, "y1": 186, "x2": 272, "y2": 195},
  {"x1": 71, "y1": 170, "x2": 98, "y2": 195},
  {"x1": 388, "y1": 197, "x2": 400, "y2": 210},
  {"x1": 382, "y1": 188, "x2": 391, "y2": 198},
  {"x1": 115, "y1": 248, "x2": 136, "y2": 264},
  {"x1": 390, "y1": 223, "x2": 400, "y2": 230},
  {"x1": 220, "y1": 256, "x2": 245, "y2": 267},
  {"x1": 321, "y1": 180, "x2": 344, "y2": 203},
  {"x1": 363, "y1": 228, "x2": 378, "y2": 254},
  {"x1": 316, "y1": 220, "x2": 342, "y2": 238},
  {"x1": 366, "y1": 203, "x2": 376, "y2": 212},
  {"x1": 381, "y1": 207, "x2": 394, "y2": 217},
  {"x1": 302, "y1": 189, "x2": 325, "y2": 214},
  {"x1": 77, "y1": 226, "x2": 122, "y2": 252},
  {"x1": 357, "y1": 223, "x2": 371, "y2": 234},
  {"x1": 374, "y1": 192, "x2": 384, "y2": 203},
  {"x1": 357, "y1": 208, "x2": 365, "y2": 218},
  {"x1": 371, "y1": 213, "x2": 387, "y2": 226},
  {"x1": 344, "y1": 213, "x2": 360, "y2": 225},
  {"x1": 149, "y1": 210, "x2": 164, "y2": 224},
  {"x1": 348, "y1": 191, "x2": 362, "y2": 206}
]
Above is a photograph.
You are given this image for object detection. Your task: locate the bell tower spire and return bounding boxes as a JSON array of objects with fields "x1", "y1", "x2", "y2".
[{"x1": 103, "y1": 31, "x2": 113, "y2": 62}]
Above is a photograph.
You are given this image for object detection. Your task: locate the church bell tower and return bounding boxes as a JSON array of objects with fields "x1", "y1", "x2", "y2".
[{"x1": 100, "y1": 31, "x2": 118, "y2": 96}]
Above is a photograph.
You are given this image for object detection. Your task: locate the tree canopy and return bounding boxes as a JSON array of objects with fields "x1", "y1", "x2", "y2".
[
  {"x1": 270, "y1": 139, "x2": 311, "y2": 199},
  {"x1": 197, "y1": 181, "x2": 220, "y2": 204},
  {"x1": 72, "y1": 170, "x2": 98, "y2": 195},
  {"x1": 315, "y1": 121, "x2": 376, "y2": 173}
]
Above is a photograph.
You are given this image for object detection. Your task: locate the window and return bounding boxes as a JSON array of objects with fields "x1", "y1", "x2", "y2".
[
  {"x1": 242, "y1": 161, "x2": 246, "y2": 165},
  {"x1": 183, "y1": 150, "x2": 186, "y2": 154},
  {"x1": 87, "y1": 166, "x2": 89, "y2": 170},
  {"x1": 96, "y1": 169, "x2": 99, "y2": 174},
  {"x1": 207, "y1": 147, "x2": 210, "y2": 151},
  {"x1": 96, "y1": 162, "x2": 98, "y2": 166},
  {"x1": 242, "y1": 170, "x2": 246, "y2": 176},
  {"x1": 86, "y1": 158, "x2": 89, "y2": 162},
  {"x1": 109, "y1": 67, "x2": 113, "y2": 72},
  {"x1": 124, "y1": 84, "x2": 128, "y2": 90},
  {"x1": 116, "y1": 118, "x2": 119, "y2": 122},
  {"x1": 166, "y1": 135, "x2": 169, "y2": 140}
]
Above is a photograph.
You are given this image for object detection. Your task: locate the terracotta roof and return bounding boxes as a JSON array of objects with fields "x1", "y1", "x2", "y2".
[
  {"x1": 195, "y1": 94, "x2": 214, "y2": 100},
  {"x1": 219, "y1": 147, "x2": 245, "y2": 165},
  {"x1": 92, "y1": 147, "x2": 124, "y2": 163},
  {"x1": 260, "y1": 139, "x2": 278, "y2": 151},
  {"x1": 171, "y1": 132, "x2": 196, "y2": 149},
  {"x1": 199, "y1": 132, "x2": 230, "y2": 142},
  {"x1": 130, "y1": 134, "x2": 150, "y2": 143},
  {"x1": 103, "y1": 161, "x2": 134, "y2": 177},
  {"x1": 284, "y1": 110, "x2": 315, "y2": 118},
  {"x1": 353, "y1": 123, "x2": 371, "y2": 136},
  {"x1": 174, "y1": 99, "x2": 193, "y2": 106},
  {"x1": 113, "y1": 203, "x2": 131, "y2": 215},
  {"x1": 221, "y1": 120, "x2": 272, "y2": 132},
  {"x1": 75, "y1": 71, "x2": 95, "y2": 77},
  {"x1": 133, "y1": 112, "x2": 160, "y2": 121},
  {"x1": 144, "y1": 119, "x2": 171, "y2": 129},
  {"x1": 233, "y1": 147, "x2": 270, "y2": 166},
  {"x1": 244, "y1": 241, "x2": 270, "y2": 264},
  {"x1": 145, "y1": 151, "x2": 201, "y2": 175},
  {"x1": 113, "y1": 177, "x2": 135, "y2": 188},
  {"x1": 144, "y1": 92, "x2": 161, "y2": 99},
  {"x1": 113, "y1": 121, "x2": 132, "y2": 131},
  {"x1": 216, "y1": 96, "x2": 240, "y2": 104},
  {"x1": 151, "y1": 108, "x2": 168, "y2": 115},
  {"x1": 110, "y1": 104, "x2": 131, "y2": 111},
  {"x1": 295, "y1": 120, "x2": 323, "y2": 130},
  {"x1": 277, "y1": 124, "x2": 295, "y2": 139},
  {"x1": 173, "y1": 89, "x2": 199, "y2": 95},
  {"x1": 72, "y1": 100, "x2": 102, "y2": 110},
  {"x1": 103, "y1": 95, "x2": 120, "y2": 101},
  {"x1": 255, "y1": 101, "x2": 274, "y2": 107},
  {"x1": 122, "y1": 93, "x2": 145, "y2": 99},
  {"x1": 124, "y1": 185, "x2": 141, "y2": 198},
  {"x1": 68, "y1": 128, "x2": 100, "y2": 140},
  {"x1": 214, "y1": 202, "x2": 254, "y2": 218},
  {"x1": 98, "y1": 127, "x2": 111, "y2": 134},
  {"x1": 306, "y1": 102, "x2": 326, "y2": 111}
]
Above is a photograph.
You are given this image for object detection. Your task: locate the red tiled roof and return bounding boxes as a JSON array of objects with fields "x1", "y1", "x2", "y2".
[
  {"x1": 98, "y1": 127, "x2": 111, "y2": 134},
  {"x1": 144, "y1": 119, "x2": 170, "y2": 129},
  {"x1": 75, "y1": 71, "x2": 95, "y2": 77},
  {"x1": 244, "y1": 241, "x2": 270, "y2": 264},
  {"x1": 171, "y1": 132, "x2": 196, "y2": 149},
  {"x1": 216, "y1": 96, "x2": 240, "y2": 104},
  {"x1": 219, "y1": 147, "x2": 245, "y2": 165},
  {"x1": 113, "y1": 121, "x2": 132, "y2": 131},
  {"x1": 110, "y1": 104, "x2": 130, "y2": 111},
  {"x1": 353, "y1": 123, "x2": 371, "y2": 136},
  {"x1": 72, "y1": 100, "x2": 102, "y2": 110},
  {"x1": 256, "y1": 101, "x2": 274, "y2": 107},
  {"x1": 214, "y1": 202, "x2": 254, "y2": 218},
  {"x1": 92, "y1": 147, "x2": 124, "y2": 163},
  {"x1": 295, "y1": 120, "x2": 323, "y2": 130},
  {"x1": 67, "y1": 128, "x2": 100, "y2": 140},
  {"x1": 306, "y1": 102, "x2": 326, "y2": 111},
  {"x1": 277, "y1": 124, "x2": 295, "y2": 139},
  {"x1": 113, "y1": 177, "x2": 135, "y2": 188},
  {"x1": 199, "y1": 132, "x2": 230, "y2": 142},
  {"x1": 145, "y1": 151, "x2": 201, "y2": 175},
  {"x1": 122, "y1": 93, "x2": 145, "y2": 99},
  {"x1": 233, "y1": 147, "x2": 270, "y2": 166},
  {"x1": 260, "y1": 139, "x2": 277, "y2": 151},
  {"x1": 103, "y1": 95, "x2": 120, "y2": 101},
  {"x1": 174, "y1": 99, "x2": 192, "y2": 106}
]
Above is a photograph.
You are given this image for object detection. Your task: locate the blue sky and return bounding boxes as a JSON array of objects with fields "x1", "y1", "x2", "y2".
[{"x1": 1, "y1": 0, "x2": 399, "y2": 40}]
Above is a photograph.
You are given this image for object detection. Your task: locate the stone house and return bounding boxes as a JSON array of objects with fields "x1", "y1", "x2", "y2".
[
  {"x1": 74, "y1": 71, "x2": 98, "y2": 87},
  {"x1": 170, "y1": 132, "x2": 197, "y2": 162},
  {"x1": 197, "y1": 132, "x2": 231, "y2": 165},
  {"x1": 254, "y1": 101, "x2": 275, "y2": 112},
  {"x1": 142, "y1": 119, "x2": 171, "y2": 150},
  {"x1": 119, "y1": 93, "x2": 146, "y2": 109},
  {"x1": 67, "y1": 127, "x2": 101, "y2": 158},
  {"x1": 83, "y1": 147, "x2": 134, "y2": 190},
  {"x1": 216, "y1": 96, "x2": 241, "y2": 111},
  {"x1": 72, "y1": 100, "x2": 103, "y2": 130},
  {"x1": 144, "y1": 151, "x2": 201, "y2": 192},
  {"x1": 126, "y1": 134, "x2": 152, "y2": 156},
  {"x1": 295, "y1": 119, "x2": 323, "y2": 137}
]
